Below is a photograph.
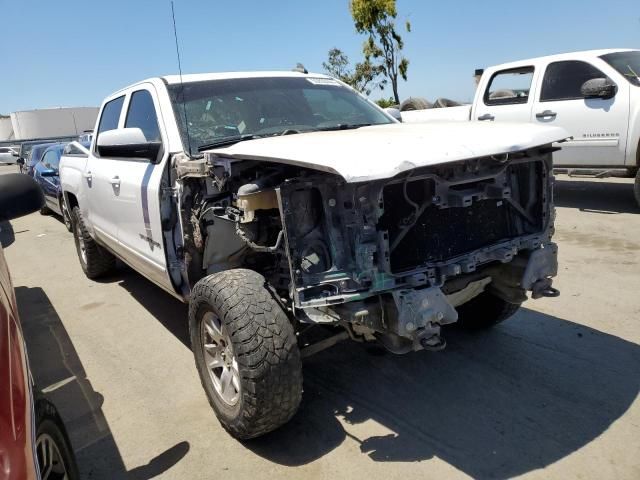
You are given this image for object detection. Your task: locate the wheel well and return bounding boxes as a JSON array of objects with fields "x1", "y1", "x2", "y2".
[{"x1": 65, "y1": 192, "x2": 78, "y2": 210}]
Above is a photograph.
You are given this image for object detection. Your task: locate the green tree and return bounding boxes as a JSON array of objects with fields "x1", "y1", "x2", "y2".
[
  {"x1": 350, "y1": 0, "x2": 410, "y2": 104},
  {"x1": 374, "y1": 97, "x2": 396, "y2": 108},
  {"x1": 322, "y1": 47, "x2": 386, "y2": 96}
]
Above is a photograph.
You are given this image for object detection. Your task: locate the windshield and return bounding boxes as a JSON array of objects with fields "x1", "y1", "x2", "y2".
[
  {"x1": 167, "y1": 76, "x2": 393, "y2": 154},
  {"x1": 28, "y1": 145, "x2": 51, "y2": 164},
  {"x1": 600, "y1": 51, "x2": 640, "y2": 86}
]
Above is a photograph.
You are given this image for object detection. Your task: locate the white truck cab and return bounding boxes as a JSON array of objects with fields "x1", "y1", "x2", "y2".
[{"x1": 402, "y1": 49, "x2": 640, "y2": 205}]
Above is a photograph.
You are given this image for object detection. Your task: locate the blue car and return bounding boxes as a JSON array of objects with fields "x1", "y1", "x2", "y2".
[
  {"x1": 24, "y1": 142, "x2": 57, "y2": 176},
  {"x1": 33, "y1": 144, "x2": 73, "y2": 230}
]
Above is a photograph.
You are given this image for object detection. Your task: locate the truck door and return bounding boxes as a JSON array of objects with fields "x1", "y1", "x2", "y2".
[
  {"x1": 473, "y1": 66, "x2": 536, "y2": 123},
  {"x1": 531, "y1": 60, "x2": 630, "y2": 167},
  {"x1": 86, "y1": 95, "x2": 126, "y2": 253},
  {"x1": 109, "y1": 87, "x2": 173, "y2": 291}
]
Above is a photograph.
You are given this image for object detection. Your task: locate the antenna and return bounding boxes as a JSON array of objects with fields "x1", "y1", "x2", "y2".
[{"x1": 171, "y1": 1, "x2": 192, "y2": 155}]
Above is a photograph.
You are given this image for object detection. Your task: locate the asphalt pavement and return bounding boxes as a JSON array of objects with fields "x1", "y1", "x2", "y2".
[{"x1": 2, "y1": 164, "x2": 639, "y2": 479}]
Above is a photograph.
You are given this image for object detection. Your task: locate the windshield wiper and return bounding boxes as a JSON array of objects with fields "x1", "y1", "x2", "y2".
[
  {"x1": 314, "y1": 123, "x2": 372, "y2": 132},
  {"x1": 198, "y1": 134, "x2": 265, "y2": 152},
  {"x1": 197, "y1": 124, "x2": 373, "y2": 152}
]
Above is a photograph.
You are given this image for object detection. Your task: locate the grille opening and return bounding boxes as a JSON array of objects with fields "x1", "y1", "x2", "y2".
[{"x1": 379, "y1": 162, "x2": 544, "y2": 274}]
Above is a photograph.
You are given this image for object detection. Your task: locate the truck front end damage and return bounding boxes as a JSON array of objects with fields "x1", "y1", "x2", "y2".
[
  {"x1": 274, "y1": 149, "x2": 557, "y2": 352},
  {"x1": 180, "y1": 142, "x2": 559, "y2": 354}
]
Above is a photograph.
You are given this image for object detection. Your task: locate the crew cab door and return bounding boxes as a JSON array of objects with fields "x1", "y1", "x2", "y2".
[
  {"x1": 473, "y1": 66, "x2": 536, "y2": 123},
  {"x1": 86, "y1": 95, "x2": 126, "y2": 253},
  {"x1": 38, "y1": 148, "x2": 62, "y2": 213},
  {"x1": 531, "y1": 60, "x2": 630, "y2": 167},
  {"x1": 107, "y1": 87, "x2": 172, "y2": 291}
]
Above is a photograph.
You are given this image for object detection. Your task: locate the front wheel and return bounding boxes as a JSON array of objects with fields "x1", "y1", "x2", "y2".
[
  {"x1": 189, "y1": 269, "x2": 303, "y2": 440},
  {"x1": 35, "y1": 398, "x2": 80, "y2": 480},
  {"x1": 456, "y1": 290, "x2": 521, "y2": 329}
]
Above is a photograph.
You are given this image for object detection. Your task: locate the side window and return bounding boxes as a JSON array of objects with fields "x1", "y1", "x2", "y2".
[
  {"x1": 42, "y1": 151, "x2": 57, "y2": 169},
  {"x1": 49, "y1": 151, "x2": 61, "y2": 170},
  {"x1": 96, "y1": 96, "x2": 125, "y2": 140},
  {"x1": 484, "y1": 67, "x2": 535, "y2": 105},
  {"x1": 540, "y1": 61, "x2": 609, "y2": 102},
  {"x1": 125, "y1": 90, "x2": 161, "y2": 142}
]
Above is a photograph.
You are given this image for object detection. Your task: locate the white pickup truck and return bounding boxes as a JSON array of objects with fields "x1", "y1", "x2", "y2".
[
  {"x1": 402, "y1": 49, "x2": 640, "y2": 206},
  {"x1": 60, "y1": 71, "x2": 566, "y2": 439}
]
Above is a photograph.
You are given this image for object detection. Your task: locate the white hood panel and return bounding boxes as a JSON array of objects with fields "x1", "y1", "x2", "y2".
[{"x1": 205, "y1": 122, "x2": 568, "y2": 183}]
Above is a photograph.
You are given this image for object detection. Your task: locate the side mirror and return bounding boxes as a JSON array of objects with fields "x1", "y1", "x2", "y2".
[
  {"x1": 16, "y1": 158, "x2": 25, "y2": 165},
  {"x1": 97, "y1": 128, "x2": 162, "y2": 163},
  {"x1": 0, "y1": 174, "x2": 45, "y2": 222},
  {"x1": 581, "y1": 78, "x2": 617, "y2": 99},
  {"x1": 384, "y1": 107, "x2": 403, "y2": 122},
  {"x1": 40, "y1": 168, "x2": 57, "y2": 177}
]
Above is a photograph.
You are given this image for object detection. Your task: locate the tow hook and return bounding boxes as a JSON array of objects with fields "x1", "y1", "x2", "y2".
[
  {"x1": 420, "y1": 334, "x2": 447, "y2": 352},
  {"x1": 531, "y1": 278, "x2": 560, "y2": 299}
]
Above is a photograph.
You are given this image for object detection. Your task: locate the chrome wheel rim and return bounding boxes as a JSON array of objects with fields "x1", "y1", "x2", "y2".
[
  {"x1": 75, "y1": 226, "x2": 87, "y2": 265},
  {"x1": 36, "y1": 432, "x2": 69, "y2": 480},
  {"x1": 201, "y1": 311, "x2": 241, "y2": 406}
]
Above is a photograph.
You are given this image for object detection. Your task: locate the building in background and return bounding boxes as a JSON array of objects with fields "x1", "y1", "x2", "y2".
[{"x1": 0, "y1": 107, "x2": 98, "y2": 142}]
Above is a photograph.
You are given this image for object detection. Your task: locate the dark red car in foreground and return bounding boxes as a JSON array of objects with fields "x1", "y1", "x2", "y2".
[{"x1": 0, "y1": 173, "x2": 78, "y2": 480}]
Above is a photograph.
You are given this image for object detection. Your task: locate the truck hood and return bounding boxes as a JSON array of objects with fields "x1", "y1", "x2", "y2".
[{"x1": 204, "y1": 122, "x2": 568, "y2": 183}]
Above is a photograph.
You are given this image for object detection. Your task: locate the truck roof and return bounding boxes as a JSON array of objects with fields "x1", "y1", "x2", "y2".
[
  {"x1": 486, "y1": 48, "x2": 639, "y2": 71},
  {"x1": 111, "y1": 71, "x2": 334, "y2": 96}
]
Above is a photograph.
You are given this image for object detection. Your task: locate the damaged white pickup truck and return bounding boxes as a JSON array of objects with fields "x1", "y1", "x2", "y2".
[{"x1": 60, "y1": 72, "x2": 566, "y2": 439}]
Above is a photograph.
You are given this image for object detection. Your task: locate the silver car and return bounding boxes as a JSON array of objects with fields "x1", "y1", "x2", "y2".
[{"x1": 0, "y1": 146, "x2": 18, "y2": 165}]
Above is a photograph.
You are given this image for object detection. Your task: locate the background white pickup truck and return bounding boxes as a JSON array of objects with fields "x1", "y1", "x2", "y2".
[{"x1": 402, "y1": 49, "x2": 640, "y2": 206}]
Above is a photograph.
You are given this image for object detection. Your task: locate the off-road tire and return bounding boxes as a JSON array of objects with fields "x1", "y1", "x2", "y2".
[
  {"x1": 189, "y1": 269, "x2": 303, "y2": 440},
  {"x1": 634, "y1": 169, "x2": 640, "y2": 209},
  {"x1": 400, "y1": 97, "x2": 432, "y2": 111},
  {"x1": 35, "y1": 398, "x2": 80, "y2": 480},
  {"x1": 456, "y1": 290, "x2": 521, "y2": 329},
  {"x1": 71, "y1": 206, "x2": 115, "y2": 279}
]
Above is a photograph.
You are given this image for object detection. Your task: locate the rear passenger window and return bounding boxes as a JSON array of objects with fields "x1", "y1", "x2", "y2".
[
  {"x1": 540, "y1": 61, "x2": 608, "y2": 102},
  {"x1": 97, "y1": 96, "x2": 125, "y2": 138},
  {"x1": 125, "y1": 90, "x2": 161, "y2": 142},
  {"x1": 484, "y1": 67, "x2": 534, "y2": 105}
]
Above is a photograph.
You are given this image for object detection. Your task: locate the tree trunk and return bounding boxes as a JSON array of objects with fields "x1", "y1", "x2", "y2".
[{"x1": 392, "y1": 76, "x2": 400, "y2": 104}]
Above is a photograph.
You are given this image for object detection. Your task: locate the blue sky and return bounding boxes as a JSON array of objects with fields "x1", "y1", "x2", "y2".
[{"x1": 1, "y1": 0, "x2": 638, "y2": 113}]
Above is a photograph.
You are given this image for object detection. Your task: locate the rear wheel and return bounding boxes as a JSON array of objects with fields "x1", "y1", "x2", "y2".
[
  {"x1": 456, "y1": 290, "x2": 521, "y2": 329},
  {"x1": 60, "y1": 198, "x2": 72, "y2": 232},
  {"x1": 71, "y1": 206, "x2": 115, "y2": 279},
  {"x1": 634, "y1": 169, "x2": 640, "y2": 209},
  {"x1": 189, "y1": 269, "x2": 303, "y2": 440}
]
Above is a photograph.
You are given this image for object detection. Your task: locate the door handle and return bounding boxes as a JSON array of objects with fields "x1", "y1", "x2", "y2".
[
  {"x1": 478, "y1": 113, "x2": 495, "y2": 121},
  {"x1": 109, "y1": 176, "x2": 121, "y2": 187},
  {"x1": 536, "y1": 110, "x2": 557, "y2": 119}
]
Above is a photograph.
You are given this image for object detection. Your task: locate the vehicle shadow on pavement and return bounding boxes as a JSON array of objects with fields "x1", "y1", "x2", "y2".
[
  {"x1": 16, "y1": 286, "x2": 190, "y2": 480},
  {"x1": 95, "y1": 267, "x2": 191, "y2": 348},
  {"x1": 248, "y1": 307, "x2": 640, "y2": 479},
  {"x1": 554, "y1": 177, "x2": 639, "y2": 214}
]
